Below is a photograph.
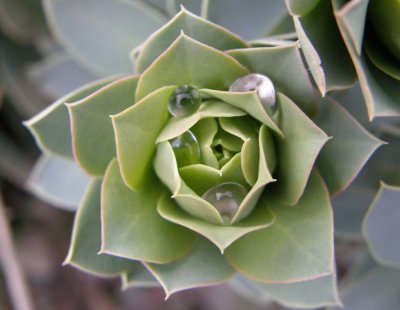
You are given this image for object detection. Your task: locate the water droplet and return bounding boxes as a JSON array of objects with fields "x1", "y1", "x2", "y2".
[
  {"x1": 171, "y1": 130, "x2": 201, "y2": 167},
  {"x1": 229, "y1": 73, "x2": 276, "y2": 113},
  {"x1": 202, "y1": 182, "x2": 248, "y2": 224},
  {"x1": 168, "y1": 85, "x2": 201, "y2": 117}
]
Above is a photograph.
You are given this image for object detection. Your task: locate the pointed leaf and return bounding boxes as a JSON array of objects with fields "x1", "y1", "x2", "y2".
[
  {"x1": 154, "y1": 141, "x2": 223, "y2": 224},
  {"x1": 65, "y1": 179, "x2": 137, "y2": 276},
  {"x1": 333, "y1": 0, "x2": 400, "y2": 119},
  {"x1": 27, "y1": 155, "x2": 90, "y2": 211},
  {"x1": 101, "y1": 159, "x2": 196, "y2": 264},
  {"x1": 272, "y1": 93, "x2": 329, "y2": 206},
  {"x1": 135, "y1": 34, "x2": 249, "y2": 101},
  {"x1": 156, "y1": 100, "x2": 246, "y2": 143},
  {"x1": 231, "y1": 273, "x2": 341, "y2": 309},
  {"x1": 363, "y1": 183, "x2": 400, "y2": 268},
  {"x1": 226, "y1": 171, "x2": 334, "y2": 283},
  {"x1": 227, "y1": 43, "x2": 316, "y2": 116},
  {"x1": 25, "y1": 77, "x2": 116, "y2": 158},
  {"x1": 68, "y1": 75, "x2": 139, "y2": 176},
  {"x1": 333, "y1": 0, "x2": 369, "y2": 55},
  {"x1": 158, "y1": 192, "x2": 275, "y2": 253},
  {"x1": 200, "y1": 89, "x2": 282, "y2": 136},
  {"x1": 293, "y1": 0, "x2": 356, "y2": 95},
  {"x1": 122, "y1": 264, "x2": 159, "y2": 289},
  {"x1": 43, "y1": 0, "x2": 164, "y2": 75},
  {"x1": 316, "y1": 97, "x2": 383, "y2": 195},
  {"x1": 145, "y1": 238, "x2": 235, "y2": 297},
  {"x1": 135, "y1": 7, "x2": 247, "y2": 72},
  {"x1": 112, "y1": 86, "x2": 175, "y2": 190}
]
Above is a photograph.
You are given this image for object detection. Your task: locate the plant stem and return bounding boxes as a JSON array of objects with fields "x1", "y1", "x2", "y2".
[{"x1": 0, "y1": 192, "x2": 34, "y2": 310}]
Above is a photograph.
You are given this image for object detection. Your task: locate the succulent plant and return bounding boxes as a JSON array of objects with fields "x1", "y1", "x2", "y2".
[
  {"x1": 25, "y1": 7, "x2": 384, "y2": 309},
  {"x1": 287, "y1": 0, "x2": 400, "y2": 120}
]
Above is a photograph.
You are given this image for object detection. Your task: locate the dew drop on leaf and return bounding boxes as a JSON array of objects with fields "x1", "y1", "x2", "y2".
[
  {"x1": 202, "y1": 182, "x2": 248, "y2": 224},
  {"x1": 230, "y1": 73, "x2": 276, "y2": 113},
  {"x1": 170, "y1": 130, "x2": 201, "y2": 167},
  {"x1": 168, "y1": 85, "x2": 201, "y2": 117}
]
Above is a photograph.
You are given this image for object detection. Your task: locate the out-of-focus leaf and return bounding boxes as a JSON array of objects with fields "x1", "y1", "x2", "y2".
[
  {"x1": 363, "y1": 183, "x2": 400, "y2": 268},
  {"x1": 101, "y1": 159, "x2": 197, "y2": 264},
  {"x1": 230, "y1": 273, "x2": 341, "y2": 309},
  {"x1": 205, "y1": 0, "x2": 286, "y2": 40},
  {"x1": 330, "y1": 267, "x2": 400, "y2": 310},
  {"x1": 68, "y1": 76, "x2": 138, "y2": 176},
  {"x1": 293, "y1": 0, "x2": 356, "y2": 95},
  {"x1": 64, "y1": 179, "x2": 138, "y2": 275},
  {"x1": 27, "y1": 155, "x2": 90, "y2": 211},
  {"x1": 43, "y1": 0, "x2": 165, "y2": 75},
  {"x1": 28, "y1": 52, "x2": 98, "y2": 98},
  {"x1": 145, "y1": 238, "x2": 235, "y2": 297},
  {"x1": 226, "y1": 171, "x2": 334, "y2": 283}
]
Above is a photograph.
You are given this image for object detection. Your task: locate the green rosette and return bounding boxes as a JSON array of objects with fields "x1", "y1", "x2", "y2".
[{"x1": 25, "y1": 8, "x2": 383, "y2": 309}]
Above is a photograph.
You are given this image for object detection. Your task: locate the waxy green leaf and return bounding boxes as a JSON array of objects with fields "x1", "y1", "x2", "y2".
[
  {"x1": 293, "y1": 0, "x2": 356, "y2": 95},
  {"x1": 154, "y1": 141, "x2": 223, "y2": 224},
  {"x1": 68, "y1": 75, "x2": 139, "y2": 176},
  {"x1": 316, "y1": 97, "x2": 383, "y2": 195},
  {"x1": 156, "y1": 100, "x2": 246, "y2": 143},
  {"x1": 145, "y1": 238, "x2": 235, "y2": 297},
  {"x1": 135, "y1": 34, "x2": 249, "y2": 101},
  {"x1": 200, "y1": 89, "x2": 282, "y2": 136},
  {"x1": 112, "y1": 86, "x2": 175, "y2": 190},
  {"x1": 363, "y1": 183, "x2": 400, "y2": 268},
  {"x1": 227, "y1": 43, "x2": 316, "y2": 116},
  {"x1": 158, "y1": 193, "x2": 275, "y2": 253},
  {"x1": 226, "y1": 171, "x2": 334, "y2": 283},
  {"x1": 135, "y1": 7, "x2": 247, "y2": 72},
  {"x1": 333, "y1": 0, "x2": 400, "y2": 119},
  {"x1": 25, "y1": 76, "x2": 116, "y2": 158},
  {"x1": 272, "y1": 93, "x2": 329, "y2": 206},
  {"x1": 65, "y1": 179, "x2": 137, "y2": 276},
  {"x1": 101, "y1": 159, "x2": 196, "y2": 264}
]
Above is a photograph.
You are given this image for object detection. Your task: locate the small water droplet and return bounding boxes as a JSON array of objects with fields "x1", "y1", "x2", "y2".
[
  {"x1": 229, "y1": 73, "x2": 276, "y2": 113},
  {"x1": 202, "y1": 182, "x2": 248, "y2": 224},
  {"x1": 168, "y1": 85, "x2": 201, "y2": 117},
  {"x1": 171, "y1": 130, "x2": 201, "y2": 167}
]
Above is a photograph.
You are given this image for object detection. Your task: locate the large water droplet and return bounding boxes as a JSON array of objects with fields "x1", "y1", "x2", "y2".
[
  {"x1": 171, "y1": 130, "x2": 201, "y2": 167},
  {"x1": 168, "y1": 85, "x2": 201, "y2": 117},
  {"x1": 202, "y1": 182, "x2": 248, "y2": 224},
  {"x1": 229, "y1": 73, "x2": 276, "y2": 113}
]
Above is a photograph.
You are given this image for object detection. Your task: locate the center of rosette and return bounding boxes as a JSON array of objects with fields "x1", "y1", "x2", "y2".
[{"x1": 202, "y1": 182, "x2": 249, "y2": 225}]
